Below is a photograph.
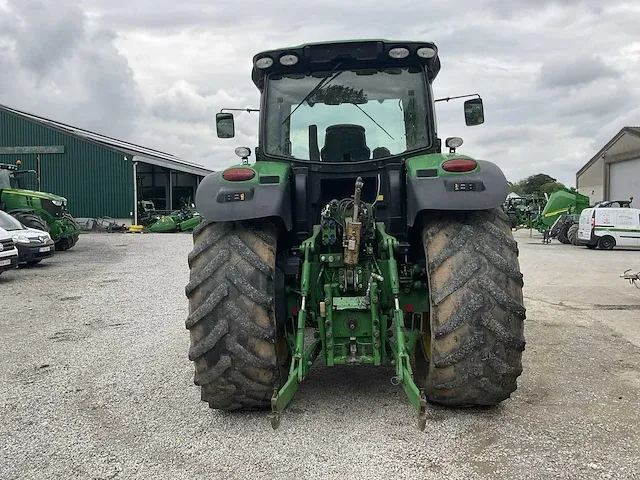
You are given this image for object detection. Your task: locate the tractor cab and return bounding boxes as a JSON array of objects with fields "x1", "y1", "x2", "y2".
[
  {"x1": 212, "y1": 40, "x2": 487, "y2": 239},
  {"x1": 0, "y1": 167, "x2": 11, "y2": 190},
  {"x1": 0, "y1": 164, "x2": 20, "y2": 189},
  {"x1": 0, "y1": 163, "x2": 34, "y2": 190},
  {"x1": 217, "y1": 40, "x2": 483, "y2": 163}
]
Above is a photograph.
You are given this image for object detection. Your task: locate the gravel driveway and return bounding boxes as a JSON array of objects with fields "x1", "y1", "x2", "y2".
[{"x1": 1, "y1": 230, "x2": 639, "y2": 479}]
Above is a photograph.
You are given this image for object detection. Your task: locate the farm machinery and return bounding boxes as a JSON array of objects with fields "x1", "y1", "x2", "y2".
[
  {"x1": 506, "y1": 188, "x2": 590, "y2": 244},
  {"x1": 0, "y1": 162, "x2": 80, "y2": 250},
  {"x1": 535, "y1": 188, "x2": 589, "y2": 244},
  {"x1": 504, "y1": 194, "x2": 545, "y2": 229},
  {"x1": 137, "y1": 199, "x2": 200, "y2": 232},
  {"x1": 185, "y1": 40, "x2": 526, "y2": 429}
]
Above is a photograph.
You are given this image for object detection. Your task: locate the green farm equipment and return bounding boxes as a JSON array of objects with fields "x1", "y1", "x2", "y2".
[
  {"x1": 185, "y1": 40, "x2": 526, "y2": 429},
  {"x1": 537, "y1": 188, "x2": 589, "y2": 231},
  {"x1": 137, "y1": 200, "x2": 162, "y2": 227},
  {"x1": 522, "y1": 188, "x2": 589, "y2": 243},
  {"x1": 504, "y1": 194, "x2": 545, "y2": 229},
  {"x1": 137, "y1": 199, "x2": 200, "y2": 232},
  {"x1": 0, "y1": 163, "x2": 80, "y2": 250},
  {"x1": 149, "y1": 208, "x2": 200, "y2": 232}
]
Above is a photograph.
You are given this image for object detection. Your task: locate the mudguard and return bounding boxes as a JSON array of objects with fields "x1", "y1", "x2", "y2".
[
  {"x1": 406, "y1": 159, "x2": 509, "y2": 226},
  {"x1": 195, "y1": 171, "x2": 293, "y2": 230}
]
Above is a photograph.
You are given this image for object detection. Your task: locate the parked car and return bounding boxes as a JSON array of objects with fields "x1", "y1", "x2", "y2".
[
  {"x1": 0, "y1": 210, "x2": 55, "y2": 265},
  {"x1": 578, "y1": 206, "x2": 640, "y2": 250},
  {"x1": 0, "y1": 226, "x2": 19, "y2": 274}
]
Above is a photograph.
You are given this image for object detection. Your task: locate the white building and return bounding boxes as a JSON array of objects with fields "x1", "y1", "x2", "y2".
[{"x1": 576, "y1": 126, "x2": 640, "y2": 206}]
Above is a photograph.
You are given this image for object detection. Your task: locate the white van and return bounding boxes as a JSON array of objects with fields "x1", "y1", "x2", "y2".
[
  {"x1": 0, "y1": 226, "x2": 19, "y2": 274},
  {"x1": 578, "y1": 207, "x2": 640, "y2": 249}
]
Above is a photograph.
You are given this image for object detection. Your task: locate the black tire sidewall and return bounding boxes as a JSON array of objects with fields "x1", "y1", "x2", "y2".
[{"x1": 597, "y1": 236, "x2": 615, "y2": 250}]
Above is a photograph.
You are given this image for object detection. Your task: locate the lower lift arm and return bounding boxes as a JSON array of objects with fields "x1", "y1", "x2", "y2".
[
  {"x1": 270, "y1": 231, "x2": 321, "y2": 429},
  {"x1": 383, "y1": 234, "x2": 428, "y2": 431}
]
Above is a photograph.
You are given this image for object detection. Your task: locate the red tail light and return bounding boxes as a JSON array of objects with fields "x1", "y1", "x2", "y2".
[
  {"x1": 591, "y1": 216, "x2": 595, "y2": 228},
  {"x1": 222, "y1": 168, "x2": 255, "y2": 181},
  {"x1": 442, "y1": 158, "x2": 478, "y2": 173}
]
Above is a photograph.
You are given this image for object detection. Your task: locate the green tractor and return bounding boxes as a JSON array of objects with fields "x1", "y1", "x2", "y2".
[
  {"x1": 137, "y1": 200, "x2": 162, "y2": 228},
  {"x1": 504, "y1": 194, "x2": 545, "y2": 229},
  {"x1": 0, "y1": 163, "x2": 80, "y2": 250},
  {"x1": 185, "y1": 40, "x2": 526, "y2": 429}
]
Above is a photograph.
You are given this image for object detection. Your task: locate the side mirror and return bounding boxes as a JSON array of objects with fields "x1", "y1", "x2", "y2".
[
  {"x1": 216, "y1": 112, "x2": 235, "y2": 138},
  {"x1": 464, "y1": 98, "x2": 485, "y2": 126}
]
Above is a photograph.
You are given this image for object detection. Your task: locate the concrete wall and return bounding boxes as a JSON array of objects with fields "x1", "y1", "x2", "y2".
[
  {"x1": 609, "y1": 157, "x2": 640, "y2": 204},
  {"x1": 578, "y1": 185, "x2": 603, "y2": 205},
  {"x1": 577, "y1": 156, "x2": 604, "y2": 203},
  {"x1": 577, "y1": 132, "x2": 640, "y2": 205},
  {"x1": 604, "y1": 132, "x2": 640, "y2": 156}
]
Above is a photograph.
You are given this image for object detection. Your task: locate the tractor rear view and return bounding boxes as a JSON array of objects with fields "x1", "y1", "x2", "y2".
[
  {"x1": 0, "y1": 163, "x2": 80, "y2": 250},
  {"x1": 185, "y1": 40, "x2": 526, "y2": 429}
]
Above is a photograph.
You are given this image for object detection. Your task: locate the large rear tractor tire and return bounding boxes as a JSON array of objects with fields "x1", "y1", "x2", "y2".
[
  {"x1": 185, "y1": 219, "x2": 289, "y2": 410},
  {"x1": 11, "y1": 212, "x2": 48, "y2": 232},
  {"x1": 416, "y1": 208, "x2": 526, "y2": 406},
  {"x1": 567, "y1": 223, "x2": 580, "y2": 246}
]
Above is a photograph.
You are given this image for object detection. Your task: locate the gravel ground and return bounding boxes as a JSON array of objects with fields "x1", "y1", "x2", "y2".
[{"x1": 1, "y1": 230, "x2": 639, "y2": 479}]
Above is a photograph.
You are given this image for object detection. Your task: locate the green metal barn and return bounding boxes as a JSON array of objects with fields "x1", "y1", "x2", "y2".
[{"x1": 0, "y1": 103, "x2": 212, "y2": 223}]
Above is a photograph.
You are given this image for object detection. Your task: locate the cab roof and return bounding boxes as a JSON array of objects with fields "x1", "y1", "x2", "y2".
[{"x1": 251, "y1": 39, "x2": 441, "y2": 91}]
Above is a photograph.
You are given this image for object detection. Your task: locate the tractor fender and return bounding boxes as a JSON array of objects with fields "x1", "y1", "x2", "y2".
[
  {"x1": 195, "y1": 171, "x2": 292, "y2": 230},
  {"x1": 406, "y1": 159, "x2": 509, "y2": 226}
]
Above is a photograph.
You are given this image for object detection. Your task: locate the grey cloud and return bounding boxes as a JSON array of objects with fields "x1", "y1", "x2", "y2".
[
  {"x1": 95, "y1": 7, "x2": 213, "y2": 31},
  {"x1": 554, "y1": 84, "x2": 633, "y2": 119},
  {"x1": 0, "y1": 0, "x2": 142, "y2": 140},
  {"x1": 9, "y1": 0, "x2": 85, "y2": 76},
  {"x1": 2, "y1": 0, "x2": 640, "y2": 180},
  {"x1": 150, "y1": 83, "x2": 213, "y2": 124},
  {"x1": 68, "y1": 32, "x2": 143, "y2": 138},
  {"x1": 482, "y1": 0, "x2": 606, "y2": 18},
  {"x1": 473, "y1": 126, "x2": 539, "y2": 147},
  {"x1": 538, "y1": 55, "x2": 620, "y2": 90}
]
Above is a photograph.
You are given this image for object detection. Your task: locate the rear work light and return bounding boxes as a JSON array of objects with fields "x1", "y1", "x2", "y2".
[
  {"x1": 222, "y1": 168, "x2": 255, "y2": 181},
  {"x1": 441, "y1": 158, "x2": 478, "y2": 173}
]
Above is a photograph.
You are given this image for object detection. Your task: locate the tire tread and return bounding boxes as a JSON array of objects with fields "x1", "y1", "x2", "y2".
[
  {"x1": 420, "y1": 208, "x2": 526, "y2": 406},
  {"x1": 185, "y1": 220, "x2": 286, "y2": 410}
]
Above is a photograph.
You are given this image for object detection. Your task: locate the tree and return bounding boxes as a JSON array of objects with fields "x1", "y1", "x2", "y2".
[
  {"x1": 508, "y1": 181, "x2": 524, "y2": 195},
  {"x1": 539, "y1": 181, "x2": 565, "y2": 195},
  {"x1": 508, "y1": 173, "x2": 568, "y2": 198},
  {"x1": 518, "y1": 173, "x2": 558, "y2": 195}
]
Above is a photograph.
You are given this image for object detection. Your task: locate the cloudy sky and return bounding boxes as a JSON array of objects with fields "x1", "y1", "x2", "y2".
[{"x1": 1, "y1": 0, "x2": 639, "y2": 185}]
